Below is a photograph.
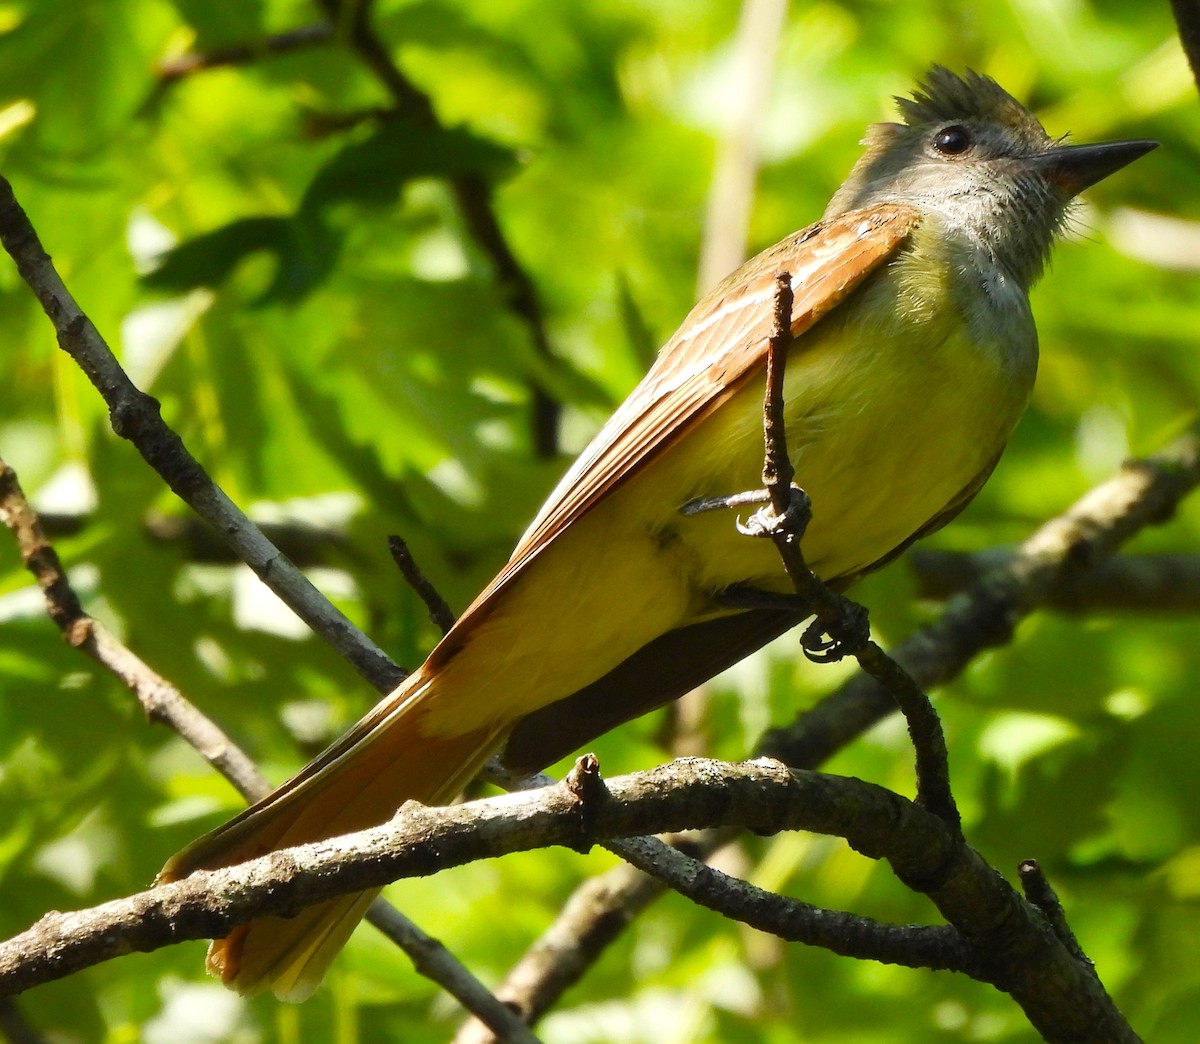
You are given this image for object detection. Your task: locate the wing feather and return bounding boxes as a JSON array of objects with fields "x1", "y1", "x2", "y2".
[{"x1": 436, "y1": 202, "x2": 921, "y2": 656}]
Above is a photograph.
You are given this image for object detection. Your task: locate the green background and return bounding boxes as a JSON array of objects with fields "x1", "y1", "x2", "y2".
[{"x1": 0, "y1": 1, "x2": 1197, "y2": 1041}]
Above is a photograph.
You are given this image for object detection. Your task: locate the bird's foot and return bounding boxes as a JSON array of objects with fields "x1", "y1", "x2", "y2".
[
  {"x1": 799, "y1": 597, "x2": 869, "y2": 663},
  {"x1": 680, "y1": 484, "x2": 812, "y2": 540}
]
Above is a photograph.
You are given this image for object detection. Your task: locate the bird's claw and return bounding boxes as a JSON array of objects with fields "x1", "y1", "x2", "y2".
[
  {"x1": 800, "y1": 598, "x2": 870, "y2": 663},
  {"x1": 735, "y1": 484, "x2": 812, "y2": 539}
]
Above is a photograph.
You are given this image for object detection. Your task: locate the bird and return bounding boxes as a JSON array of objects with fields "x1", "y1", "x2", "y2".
[{"x1": 159, "y1": 67, "x2": 1156, "y2": 1000}]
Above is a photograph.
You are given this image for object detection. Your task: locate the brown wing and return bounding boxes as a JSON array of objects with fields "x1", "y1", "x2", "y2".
[{"x1": 433, "y1": 202, "x2": 922, "y2": 659}]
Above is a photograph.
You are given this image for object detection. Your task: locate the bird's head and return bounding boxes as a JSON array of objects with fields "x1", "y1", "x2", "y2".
[{"x1": 825, "y1": 67, "x2": 1156, "y2": 289}]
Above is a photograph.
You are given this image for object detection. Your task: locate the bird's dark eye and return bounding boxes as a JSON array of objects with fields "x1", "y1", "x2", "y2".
[{"x1": 932, "y1": 124, "x2": 973, "y2": 156}]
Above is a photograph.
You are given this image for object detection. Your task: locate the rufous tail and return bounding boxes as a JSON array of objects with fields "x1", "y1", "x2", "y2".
[{"x1": 158, "y1": 669, "x2": 504, "y2": 1001}]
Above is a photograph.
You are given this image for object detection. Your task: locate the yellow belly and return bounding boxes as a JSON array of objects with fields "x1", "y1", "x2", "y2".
[{"x1": 419, "y1": 245, "x2": 1037, "y2": 738}]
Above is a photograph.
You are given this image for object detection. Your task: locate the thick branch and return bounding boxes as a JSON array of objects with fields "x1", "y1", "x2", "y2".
[
  {"x1": 0, "y1": 761, "x2": 888, "y2": 993},
  {"x1": 911, "y1": 548, "x2": 1200, "y2": 613},
  {"x1": 0, "y1": 758, "x2": 1136, "y2": 1042}
]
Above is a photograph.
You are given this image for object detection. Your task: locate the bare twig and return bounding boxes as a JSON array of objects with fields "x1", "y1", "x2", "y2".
[
  {"x1": 0, "y1": 456, "x2": 271, "y2": 799},
  {"x1": 156, "y1": 24, "x2": 333, "y2": 82},
  {"x1": 388, "y1": 535, "x2": 457, "y2": 635},
  {"x1": 761, "y1": 272, "x2": 798, "y2": 516},
  {"x1": 607, "y1": 834, "x2": 982, "y2": 974},
  {"x1": 752, "y1": 273, "x2": 959, "y2": 828},
  {"x1": 0, "y1": 175, "x2": 404, "y2": 694},
  {"x1": 1019, "y1": 860, "x2": 1090, "y2": 965},
  {"x1": 452, "y1": 862, "x2": 662, "y2": 1041},
  {"x1": 366, "y1": 905, "x2": 542, "y2": 1044}
]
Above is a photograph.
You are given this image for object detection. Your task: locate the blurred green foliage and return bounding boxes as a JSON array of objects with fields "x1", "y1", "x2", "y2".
[{"x1": 0, "y1": 1, "x2": 1197, "y2": 1041}]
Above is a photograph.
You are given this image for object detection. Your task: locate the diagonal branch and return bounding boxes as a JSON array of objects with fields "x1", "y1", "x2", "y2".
[
  {"x1": 0, "y1": 457, "x2": 535, "y2": 1042},
  {"x1": 156, "y1": 24, "x2": 334, "y2": 82},
  {"x1": 0, "y1": 456, "x2": 269, "y2": 799},
  {"x1": 0, "y1": 174, "x2": 404, "y2": 694}
]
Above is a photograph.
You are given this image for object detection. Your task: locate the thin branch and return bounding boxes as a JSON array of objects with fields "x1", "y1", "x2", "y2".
[
  {"x1": 156, "y1": 25, "x2": 334, "y2": 82},
  {"x1": 0, "y1": 174, "x2": 404, "y2": 694},
  {"x1": 365, "y1": 904, "x2": 542, "y2": 1044},
  {"x1": 315, "y1": 0, "x2": 561, "y2": 457},
  {"x1": 452, "y1": 862, "x2": 663, "y2": 1042},
  {"x1": 388, "y1": 535, "x2": 457, "y2": 635},
  {"x1": 1018, "y1": 860, "x2": 1090, "y2": 965},
  {"x1": 607, "y1": 835, "x2": 983, "y2": 975},
  {"x1": 0, "y1": 459, "x2": 533, "y2": 1042},
  {"x1": 752, "y1": 272, "x2": 958, "y2": 828},
  {"x1": 0, "y1": 757, "x2": 1139, "y2": 1043},
  {"x1": 0, "y1": 456, "x2": 270, "y2": 799}
]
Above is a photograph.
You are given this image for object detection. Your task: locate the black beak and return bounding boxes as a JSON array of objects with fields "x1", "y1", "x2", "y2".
[{"x1": 1034, "y1": 139, "x2": 1158, "y2": 196}]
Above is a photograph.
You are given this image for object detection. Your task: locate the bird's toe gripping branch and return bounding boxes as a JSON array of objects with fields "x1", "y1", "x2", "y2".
[
  {"x1": 798, "y1": 600, "x2": 869, "y2": 664},
  {"x1": 679, "y1": 482, "x2": 812, "y2": 539},
  {"x1": 736, "y1": 483, "x2": 812, "y2": 539}
]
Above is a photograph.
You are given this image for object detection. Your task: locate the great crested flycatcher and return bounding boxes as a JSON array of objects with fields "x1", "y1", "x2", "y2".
[{"x1": 160, "y1": 67, "x2": 1155, "y2": 999}]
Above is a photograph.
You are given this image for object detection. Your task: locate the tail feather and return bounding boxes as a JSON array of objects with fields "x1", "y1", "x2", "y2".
[
  {"x1": 209, "y1": 890, "x2": 381, "y2": 1001},
  {"x1": 161, "y1": 672, "x2": 506, "y2": 1000}
]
